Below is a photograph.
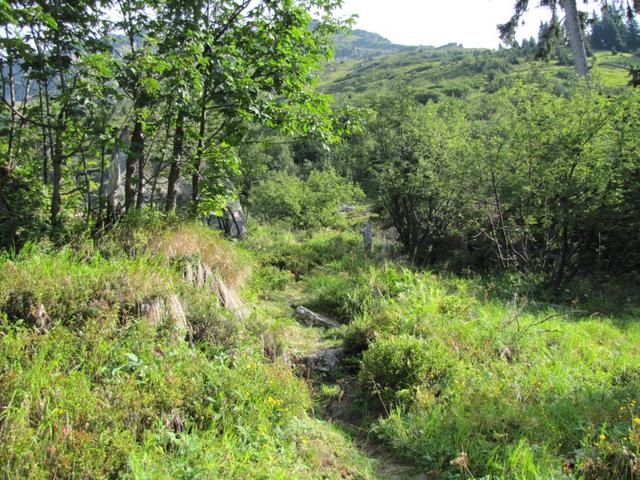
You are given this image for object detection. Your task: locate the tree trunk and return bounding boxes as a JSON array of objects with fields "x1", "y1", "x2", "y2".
[
  {"x1": 136, "y1": 132, "x2": 146, "y2": 209},
  {"x1": 37, "y1": 83, "x2": 50, "y2": 185},
  {"x1": 191, "y1": 100, "x2": 207, "y2": 214},
  {"x1": 125, "y1": 117, "x2": 144, "y2": 211},
  {"x1": 107, "y1": 129, "x2": 129, "y2": 219},
  {"x1": 6, "y1": 58, "x2": 16, "y2": 171},
  {"x1": 50, "y1": 126, "x2": 64, "y2": 228},
  {"x1": 559, "y1": 0, "x2": 589, "y2": 77},
  {"x1": 165, "y1": 110, "x2": 186, "y2": 213}
]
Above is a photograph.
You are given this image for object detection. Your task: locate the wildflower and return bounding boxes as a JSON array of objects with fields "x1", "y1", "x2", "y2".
[
  {"x1": 599, "y1": 433, "x2": 607, "y2": 441},
  {"x1": 633, "y1": 417, "x2": 640, "y2": 425}
]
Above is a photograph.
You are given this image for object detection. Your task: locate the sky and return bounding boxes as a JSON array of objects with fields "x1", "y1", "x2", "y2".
[{"x1": 337, "y1": 0, "x2": 602, "y2": 49}]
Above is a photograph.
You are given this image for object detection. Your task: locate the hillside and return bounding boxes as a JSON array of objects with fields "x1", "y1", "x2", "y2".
[
  {"x1": 323, "y1": 35, "x2": 640, "y2": 102},
  {"x1": 332, "y1": 29, "x2": 413, "y2": 59},
  {"x1": 3, "y1": 3, "x2": 640, "y2": 479}
]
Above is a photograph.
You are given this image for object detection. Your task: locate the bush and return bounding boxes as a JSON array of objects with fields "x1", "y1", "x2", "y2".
[
  {"x1": 250, "y1": 169, "x2": 365, "y2": 229},
  {"x1": 358, "y1": 335, "x2": 450, "y2": 407}
]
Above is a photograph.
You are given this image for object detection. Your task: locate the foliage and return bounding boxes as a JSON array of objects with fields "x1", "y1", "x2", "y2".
[
  {"x1": 0, "y1": 0, "x2": 350, "y2": 242},
  {"x1": 259, "y1": 226, "x2": 639, "y2": 479},
  {"x1": 0, "y1": 222, "x2": 377, "y2": 479},
  {"x1": 249, "y1": 169, "x2": 365, "y2": 229},
  {"x1": 358, "y1": 335, "x2": 451, "y2": 408},
  {"x1": 338, "y1": 82, "x2": 640, "y2": 287}
]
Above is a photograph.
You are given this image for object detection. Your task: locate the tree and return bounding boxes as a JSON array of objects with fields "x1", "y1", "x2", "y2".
[
  {"x1": 1, "y1": 0, "x2": 350, "y2": 242},
  {"x1": 364, "y1": 91, "x2": 475, "y2": 263},
  {"x1": 2, "y1": 1, "x2": 114, "y2": 228},
  {"x1": 591, "y1": 5, "x2": 625, "y2": 50},
  {"x1": 627, "y1": 14, "x2": 640, "y2": 49},
  {"x1": 147, "y1": 0, "x2": 349, "y2": 214}
]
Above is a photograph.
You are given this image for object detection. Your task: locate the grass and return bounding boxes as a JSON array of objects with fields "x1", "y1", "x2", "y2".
[
  {"x1": 244, "y1": 223, "x2": 640, "y2": 479},
  {"x1": 2, "y1": 218, "x2": 639, "y2": 479},
  {"x1": 0, "y1": 221, "x2": 377, "y2": 479},
  {"x1": 321, "y1": 47, "x2": 640, "y2": 105}
]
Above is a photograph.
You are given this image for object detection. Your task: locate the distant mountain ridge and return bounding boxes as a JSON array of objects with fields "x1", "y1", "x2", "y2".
[
  {"x1": 332, "y1": 29, "x2": 414, "y2": 59},
  {"x1": 332, "y1": 28, "x2": 464, "y2": 60}
]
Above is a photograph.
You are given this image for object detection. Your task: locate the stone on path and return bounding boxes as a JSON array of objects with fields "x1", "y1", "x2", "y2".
[
  {"x1": 302, "y1": 347, "x2": 346, "y2": 374},
  {"x1": 295, "y1": 306, "x2": 342, "y2": 329}
]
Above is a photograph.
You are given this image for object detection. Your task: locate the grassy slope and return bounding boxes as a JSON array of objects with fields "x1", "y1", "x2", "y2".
[
  {"x1": 321, "y1": 47, "x2": 640, "y2": 102},
  {"x1": 0, "y1": 222, "x2": 379, "y2": 479},
  {"x1": 1, "y1": 220, "x2": 639, "y2": 478},
  {"x1": 242, "y1": 224, "x2": 640, "y2": 479}
]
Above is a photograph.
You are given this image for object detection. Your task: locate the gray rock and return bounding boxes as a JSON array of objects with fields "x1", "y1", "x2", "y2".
[
  {"x1": 296, "y1": 306, "x2": 342, "y2": 329},
  {"x1": 207, "y1": 199, "x2": 247, "y2": 240},
  {"x1": 363, "y1": 220, "x2": 373, "y2": 254},
  {"x1": 338, "y1": 204, "x2": 356, "y2": 214},
  {"x1": 302, "y1": 347, "x2": 346, "y2": 374}
]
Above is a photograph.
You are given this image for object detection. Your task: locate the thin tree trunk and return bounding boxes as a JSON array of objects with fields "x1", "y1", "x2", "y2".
[
  {"x1": 51, "y1": 121, "x2": 64, "y2": 228},
  {"x1": 6, "y1": 58, "x2": 16, "y2": 170},
  {"x1": 125, "y1": 117, "x2": 144, "y2": 211},
  {"x1": 98, "y1": 142, "x2": 106, "y2": 222},
  {"x1": 107, "y1": 129, "x2": 129, "y2": 219},
  {"x1": 81, "y1": 151, "x2": 92, "y2": 224},
  {"x1": 14, "y1": 77, "x2": 31, "y2": 159},
  {"x1": 124, "y1": 122, "x2": 138, "y2": 211},
  {"x1": 165, "y1": 110, "x2": 186, "y2": 213},
  {"x1": 38, "y1": 83, "x2": 50, "y2": 184},
  {"x1": 191, "y1": 98, "x2": 207, "y2": 214},
  {"x1": 136, "y1": 131, "x2": 146, "y2": 209},
  {"x1": 560, "y1": 0, "x2": 589, "y2": 77},
  {"x1": 554, "y1": 222, "x2": 570, "y2": 291}
]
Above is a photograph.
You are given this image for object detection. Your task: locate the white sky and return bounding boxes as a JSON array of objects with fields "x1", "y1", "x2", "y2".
[{"x1": 338, "y1": 0, "x2": 602, "y2": 49}]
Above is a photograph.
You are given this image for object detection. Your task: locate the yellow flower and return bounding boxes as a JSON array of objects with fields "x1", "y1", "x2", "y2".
[
  {"x1": 633, "y1": 417, "x2": 640, "y2": 425},
  {"x1": 599, "y1": 433, "x2": 607, "y2": 441}
]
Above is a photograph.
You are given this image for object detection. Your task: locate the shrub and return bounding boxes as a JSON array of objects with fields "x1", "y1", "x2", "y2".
[
  {"x1": 250, "y1": 169, "x2": 365, "y2": 229},
  {"x1": 358, "y1": 335, "x2": 450, "y2": 407}
]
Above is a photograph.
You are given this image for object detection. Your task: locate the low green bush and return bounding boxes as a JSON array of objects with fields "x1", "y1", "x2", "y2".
[{"x1": 358, "y1": 335, "x2": 451, "y2": 408}]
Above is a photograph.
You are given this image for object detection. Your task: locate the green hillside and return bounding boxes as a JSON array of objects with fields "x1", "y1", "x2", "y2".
[
  {"x1": 3, "y1": 2, "x2": 640, "y2": 479},
  {"x1": 332, "y1": 29, "x2": 413, "y2": 59},
  {"x1": 324, "y1": 36, "x2": 640, "y2": 102}
]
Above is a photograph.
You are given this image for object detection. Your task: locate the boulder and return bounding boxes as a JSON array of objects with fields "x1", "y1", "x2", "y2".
[
  {"x1": 302, "y1": 347, "x2": 346, "y2": 374},
  {"x1": 207, "y1": 199, "x2": 248, "y2": 240}
]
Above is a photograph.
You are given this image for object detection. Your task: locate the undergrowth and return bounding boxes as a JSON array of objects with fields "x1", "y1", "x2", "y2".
[
  {"x1": 2, "y1": 217, "x2": 640, "y2": 479},
  {"x1": 245, "y1": 223, "x2": 640, "y2": 479},
  {"x1": 0, "y1": 220, "x2": 376, "y2": 479}
]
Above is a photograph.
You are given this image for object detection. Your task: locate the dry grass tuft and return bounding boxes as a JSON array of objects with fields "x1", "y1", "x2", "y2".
[{"x1": 149, "y1": 225, "x2": 249, "y2": 290}]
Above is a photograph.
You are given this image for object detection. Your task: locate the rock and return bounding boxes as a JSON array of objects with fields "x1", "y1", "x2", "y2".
[
  {"x1": 338, "y1": 204, "x2": 356, "y2": 214},
  {"x1": 302, "y1": 347, "x2": 346, "y2": 374},
  {"x1": 381, "y1": 226, "x2": 398, "y2": 241},
  {"x1": 184, "y1": 260, "x2": 212, "y2": 288},
  {"x1": 140, "y1": 297, "x2": 165, "y2": 327},
  {"x1": 295, "y1": 306, "x2": 342, "y2": 329},
  {"x1": 213, "y1": 276, "x2": 250, "y2": 319},
  {"x1": 140, "y1": 295, "x2": 190, "y2": 337},
  {"x1": 166, "y1": 294, "x2": 188, "y2": 335},
  {"x1": 207, "y1": 199, "x2": 247, "y2": 240},
  {"x1": 31, "y1": 303, "x2": 51, "y2": 333}
]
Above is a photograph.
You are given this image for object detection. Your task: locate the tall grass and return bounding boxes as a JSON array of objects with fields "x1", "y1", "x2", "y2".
[
  {"x1": 248, "y1": 224, "x2": 640, "y2": 479},
  {"x1": 0, "y1": 222, "x2": 376, "y2": 479}
]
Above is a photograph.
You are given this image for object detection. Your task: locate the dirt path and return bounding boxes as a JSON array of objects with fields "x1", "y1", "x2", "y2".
[{"x1": 277, "y1": 284, "x2": 427, "y2": 480}]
